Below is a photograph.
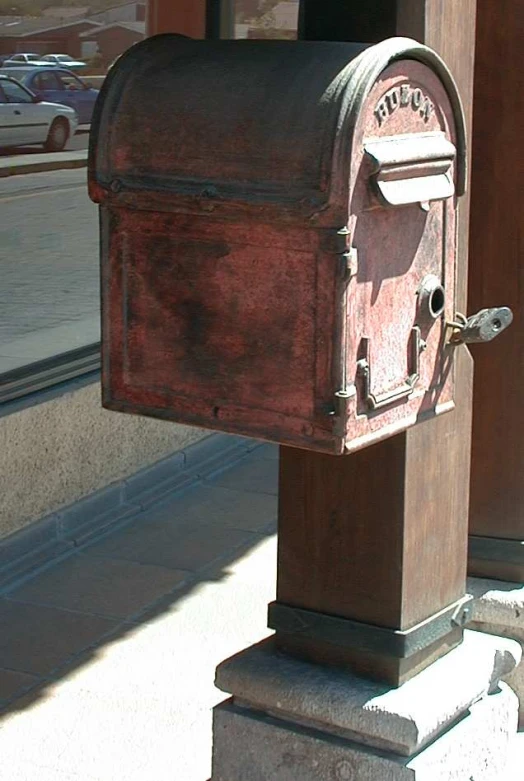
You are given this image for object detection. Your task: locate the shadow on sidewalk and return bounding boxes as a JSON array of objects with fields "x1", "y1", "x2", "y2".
[{"x1": 0, "y1": 443, "x2": 279, "y2": 722}]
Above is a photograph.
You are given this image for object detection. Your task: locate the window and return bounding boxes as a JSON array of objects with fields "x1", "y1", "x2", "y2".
[
  {"x1": 56, "y1": 72, "x2": 85, "y2": 91},
  {"x1": 0, "y1": 0, "x2": 300, "y2": 401},
  {"x1": 32, "y1": 72, "x2": 63, "y2": 91},
  {"x1": 1, "y1": 69, "x2": 27, "y2": 83},
  {"x1": 2, "y1": 80, "x2": 34, "y2": 104}
]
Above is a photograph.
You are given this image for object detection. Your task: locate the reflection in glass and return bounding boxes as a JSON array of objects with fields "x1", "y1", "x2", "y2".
[
  {"x1": 0, "y1": 1, "x2": 299, "y2": 386},
  {"x1": 0, "y1": 1, "x2": 147, "y2": 384},
  {"x1": 232, "y1": 0, "x2": 299, "y2": 39},
  {"x1": 0, "y1": 168, "x2": 99, "y2": 375}
]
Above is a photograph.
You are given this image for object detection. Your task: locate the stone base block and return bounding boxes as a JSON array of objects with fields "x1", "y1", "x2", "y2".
[
  {"x1": 212, "y1": 631, "x2": 521, "y2": 781},
  {"x1": 468, "y1": 577, "x2": 524, "y2": 726},
  {"x1": 212, "y1": 683, "x2": 518, "y2": 781},
  {"x1": 215, "y1": 631, "x2": 521, "y2": 756}
]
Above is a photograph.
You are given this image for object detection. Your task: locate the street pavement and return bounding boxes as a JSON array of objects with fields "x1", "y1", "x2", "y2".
[{"x1": 0, "y1": 165, "x2": 99, "y2": 373}]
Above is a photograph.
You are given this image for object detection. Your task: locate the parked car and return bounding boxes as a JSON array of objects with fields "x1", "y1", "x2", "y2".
[
  {"x1": 2, "y1": 53, "x2": 49, "y2": 67},
  {"x1": 0, "y1": 54, "x2": 15, "y2": 66},
  {"x1": 0, "y1": 74, "x2": 78, "y2": 151},
  {"x1": 41, "y1": 54, "x2": 87, "y2": 71},
  {"x1": 0, "y1": 67, "x2": 99, "y2": 124}
]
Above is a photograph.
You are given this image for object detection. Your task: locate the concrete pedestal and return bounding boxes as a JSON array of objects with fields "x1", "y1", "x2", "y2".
[
  {"x1": 468, "y1": 577, "x2": 524, "y2": 728},
  {"x1": 211, "y1": 631, "x2": 521, "y2": 781}
]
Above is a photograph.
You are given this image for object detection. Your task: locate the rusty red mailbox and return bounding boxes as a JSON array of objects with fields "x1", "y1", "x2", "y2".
[{"x1": 89, "y1": 35, "x2": 506, "y2": 455}]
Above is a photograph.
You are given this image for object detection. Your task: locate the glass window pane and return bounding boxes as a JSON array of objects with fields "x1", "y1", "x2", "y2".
[
  {"x1": 2, "y1": 80, "x2": 34, "y2": 104},
  {"x1": 0, "y1": 3, "x2": 297, "y2": 390},
  {"x1": 57, "y1": 72, "x2": 84, "y2": 90},
  {"x1": 0, "y1": 5, "x2": 149, "y2": 387},
  {"x1": 0, "y1": 169, "x2": 99, "y2": 374},
  {"x1": 231, "y1": 1, "x2": 299, "y2": 39},
  {"x1": 33, "y1": 72, "x2": 63, "y2": 91}
]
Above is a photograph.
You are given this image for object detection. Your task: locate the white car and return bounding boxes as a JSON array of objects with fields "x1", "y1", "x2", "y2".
[
  {"x1": 41, "y1": 54, "x2": 87, "y2": 71},
  {"x1": 2, "y1": 53, "x2": 49, "y2": 67},
  {"x1": 0, "y1": 74, "x2": 78, "y2": 151}
]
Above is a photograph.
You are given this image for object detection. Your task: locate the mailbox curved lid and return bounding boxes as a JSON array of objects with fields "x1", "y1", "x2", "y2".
[{"x1": 89, "y1": 35, "x2": 466, "y2": 219}]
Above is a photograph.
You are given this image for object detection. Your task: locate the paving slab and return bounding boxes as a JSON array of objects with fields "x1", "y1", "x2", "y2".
[
  {"x1": 0, "y1": 668, "x2": 40, "y2": 703},
  {"x1": 84, "y1": 517, "x2": 262, "y2": 571},
  {"x1": 139, "y1": 482, "x2": 278, "y2": 532},
  {"x1": 210, "y1": 452, "x2": 279, "y2": 494},
  {"x1": 9, "y1": 554, "x2": 189, "y2": 619},
  {"x1": 0, "y1": 599, "x2": 117, "y2": 675}
]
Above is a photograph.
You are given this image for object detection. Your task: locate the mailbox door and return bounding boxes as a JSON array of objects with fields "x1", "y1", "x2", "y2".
[
  {"x1": 102, "y1": 210, "x2": 342, "y2": 452},
  {"x1": 339, "y1": 60, "x2": 459, "y2": 453}
]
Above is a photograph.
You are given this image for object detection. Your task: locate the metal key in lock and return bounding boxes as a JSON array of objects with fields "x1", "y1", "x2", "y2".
[{"x1": 448, "y1": 307, "x2": 513, "y2": 345}]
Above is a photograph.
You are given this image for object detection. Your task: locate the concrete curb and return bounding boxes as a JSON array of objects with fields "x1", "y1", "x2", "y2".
[
  {"x1": 0, "y1": 150, "x2": 88, "y2": 178},
  {"x1": 0, "y1": 432, "x2": 261, "y2": 592}
]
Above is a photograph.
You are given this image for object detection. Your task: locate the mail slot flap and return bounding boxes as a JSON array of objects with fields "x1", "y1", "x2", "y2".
[{"x1": 364, "y1": 133, "x2": 457, "y2": 206}]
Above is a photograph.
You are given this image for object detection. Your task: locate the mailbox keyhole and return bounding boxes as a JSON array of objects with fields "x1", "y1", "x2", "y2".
[
  {"x1": 419, "y1": 275, "x2": 446, "y2": 320},
  {"x1": 429, "y1": 286, "x2": 445, "y2": 319}
]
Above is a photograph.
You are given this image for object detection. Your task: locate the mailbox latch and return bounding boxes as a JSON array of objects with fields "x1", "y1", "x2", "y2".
[{"x1": 357, "y1": 326, "x2": 422, "y2": 411}]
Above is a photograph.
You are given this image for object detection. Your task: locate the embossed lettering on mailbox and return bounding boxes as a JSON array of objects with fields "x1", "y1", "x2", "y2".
[
  {"x1": 374, "y1": 83, "x2": 434, "y2": 125},
  {"x1": 89, "y1": 36, "x2": 467, "y2": 455}
]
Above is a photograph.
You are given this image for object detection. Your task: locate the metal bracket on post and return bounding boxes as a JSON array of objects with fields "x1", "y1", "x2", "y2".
[{"x1": 268, "y1": 596, "x2": 474, "y2": 660}]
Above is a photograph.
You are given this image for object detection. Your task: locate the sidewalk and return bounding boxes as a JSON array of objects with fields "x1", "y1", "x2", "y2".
[
  {"x1": 0, "y1": 442, "x2": 521, "y2": 780},
  {"x1": 0, "y1": 150, "x2": 87, "y2": 178},
  {"x1": 0, "y1": 442, "x2": 278, "y2": 781}
]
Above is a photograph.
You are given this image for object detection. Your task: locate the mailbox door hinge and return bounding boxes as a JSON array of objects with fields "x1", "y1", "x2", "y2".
[
  {"x1": 333, "y1": 384, "x2": 357, "y2": 437},
  {"x1": 332, "y1": 245, "x2": 359, "y2": 437}
]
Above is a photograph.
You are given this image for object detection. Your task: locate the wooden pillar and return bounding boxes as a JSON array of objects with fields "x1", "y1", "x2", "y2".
[
  {"x1": 147, "y1": 0, "x2": 207, "y2": 37},
  {"x1": 467, "y1": 1, "x2": 524, "y2": 583},
  {"x1": 272, "y1": 0, "x2": 476, "y2": 686}
]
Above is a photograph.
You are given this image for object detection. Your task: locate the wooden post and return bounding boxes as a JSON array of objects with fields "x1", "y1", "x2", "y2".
[
  {"x1": 467, "y1": 1, "x2": 524, "y2": 583},
  {"x1": 147, "y1": 0, "x2": 207, "y2": 37},
  {"x1": 273, "y1": 0, "x2": 476, "y2": 686}
]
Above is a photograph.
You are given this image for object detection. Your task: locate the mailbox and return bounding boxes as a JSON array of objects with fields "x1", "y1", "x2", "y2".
[{"x1": 89, "y1": 35, "x2": 469, "y2": 455}]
